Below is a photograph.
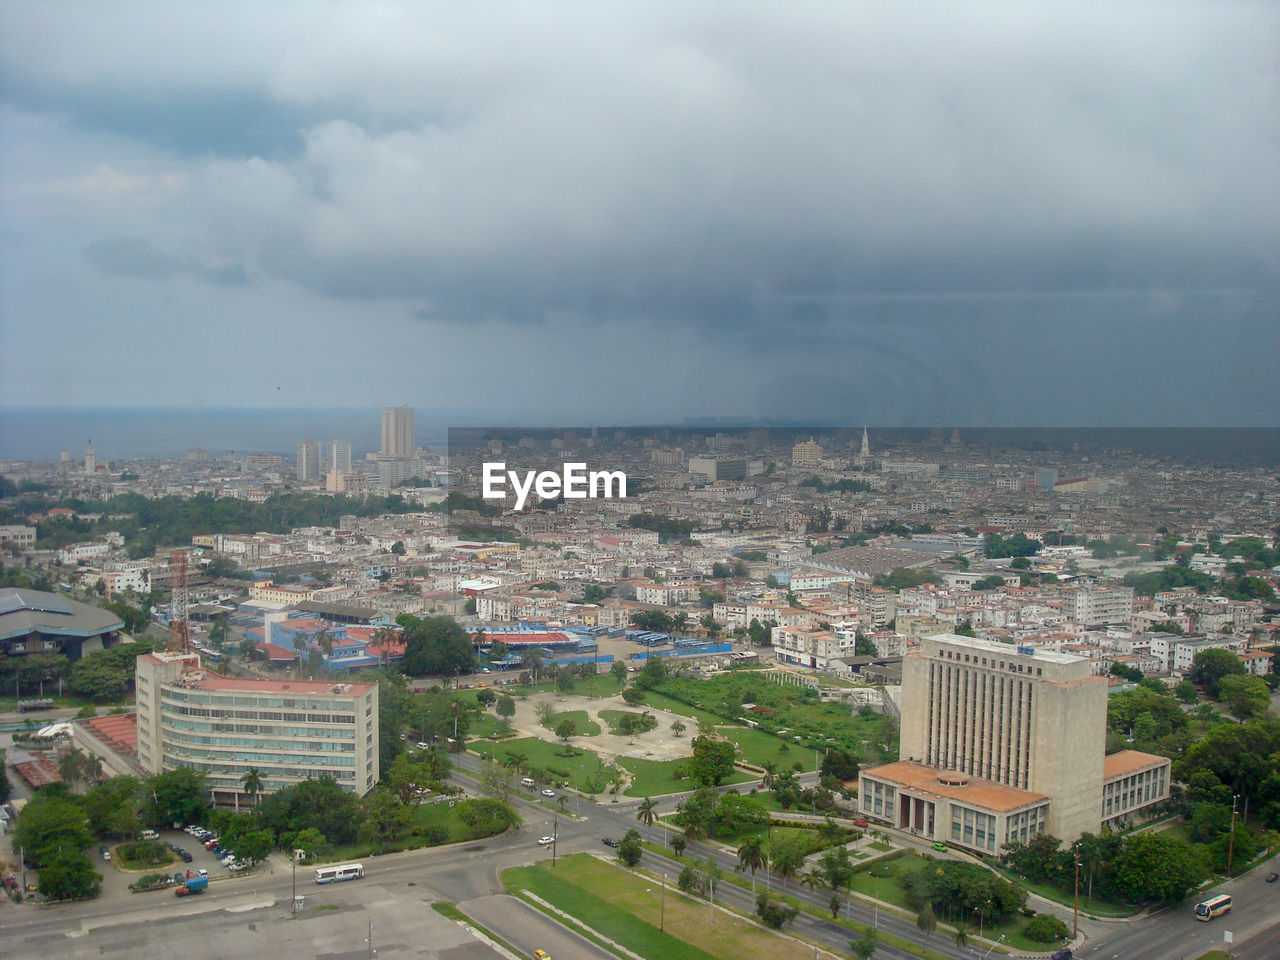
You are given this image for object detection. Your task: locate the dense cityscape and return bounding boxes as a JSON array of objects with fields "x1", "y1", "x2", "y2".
[{"x1": 2, "y1": 411, "x2": 1278, "y2": 960}]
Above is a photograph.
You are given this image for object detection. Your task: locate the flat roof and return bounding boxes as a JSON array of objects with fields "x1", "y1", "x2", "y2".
[
  {"x1": 860, "y1": 760, "x2": 1049, "y2": 813},
  {"x1": 143, "y1": 653, "x2": 375, "y2": 696},
  {"x1": 922, "y1": 632, "x2": 1088, "y2": 665},
  {"x1": 1103, "y1": 750, "x2": 1170, "y2": 780}
]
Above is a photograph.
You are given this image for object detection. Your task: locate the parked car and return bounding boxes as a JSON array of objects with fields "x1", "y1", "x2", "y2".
[
  {"x1": 852, "y1": 819, "x2": 869, "y2": 827},
  {"x1": 601, "y1": 837, "x2": 619, "y2": 848},
  {"x1": 932, "y1": 842, "x2": 948, "y2": 852},
  {"x1": 1265, "y1": 871, "x2": 1278, "y2": 882},
  {"x1": 1051, "y1": 950, "x2": 1072, "y2": 960},
  {"x1": 228, "y1": 862, "x2": 248, "y2": 873},
  {"x1": 99, "y1": 846, "x2": 111, "y2": 861},
  {"x1": 178, "y1": 850, "x2": 193, "y2": 863}
]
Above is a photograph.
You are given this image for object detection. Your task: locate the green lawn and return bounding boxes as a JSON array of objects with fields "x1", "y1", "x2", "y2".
[
  {"x1": 544, "y1": 709, "x2": 602, "y2": 736},
  {"x1": 503, "y1": 854, "x2": 826, "y2": 960},
  {"x1": 618, "y1": 756, "x2": 752, "y2": 797},
  {"x1": 471, "y1": 736, "x2": 609, "y2": 792},
  {"x1": 598, "y1": 708, "x2": 662, "y2": 736},
  {"x1": 626, "y1": 689, "x2": 724, "y2": 724},
  {"x1": 468, "y1": 712, "x2": 516, "y2": 739},
  {"x1": 719, "y1": 727, "x2": 819, "y2": 772}
]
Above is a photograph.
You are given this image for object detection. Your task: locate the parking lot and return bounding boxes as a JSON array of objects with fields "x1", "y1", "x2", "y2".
[{"x1": 97, "y1": 827, "x2": 263, "y2": 902}]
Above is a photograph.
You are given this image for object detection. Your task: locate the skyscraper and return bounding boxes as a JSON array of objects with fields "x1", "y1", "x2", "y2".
[
  {"x1": 296, "y1": 440, "x2": 321, "y2": 481},
  {"x1": 380, "y1": 406, "x2": 414, "y2": 457},
  {"x1": 327, "y1": 440, "x2": 352, "y2": 473}
]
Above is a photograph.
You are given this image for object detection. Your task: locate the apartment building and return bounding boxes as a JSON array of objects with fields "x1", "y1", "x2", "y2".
[
  {"x1": 771, "y1": 624, "x2": 852, "y2": 669},
  {"x1": 135, "y1": 651, "x2": 379, "y2": 803}
]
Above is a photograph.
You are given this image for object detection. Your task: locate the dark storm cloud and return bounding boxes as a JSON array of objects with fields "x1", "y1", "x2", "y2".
[{"x1": 2, "y1": 2, "x2": 1277, "y2": 422}]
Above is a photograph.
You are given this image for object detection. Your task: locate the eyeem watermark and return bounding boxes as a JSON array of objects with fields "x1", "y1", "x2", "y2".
[{"x1": 482, "y1": 462, "x2": 627, "y2": 511}]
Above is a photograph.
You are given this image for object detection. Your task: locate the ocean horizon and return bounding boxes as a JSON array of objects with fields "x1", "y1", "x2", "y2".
[{"x1": 0, "y1": 407, "x2": 452, "y2": 462}]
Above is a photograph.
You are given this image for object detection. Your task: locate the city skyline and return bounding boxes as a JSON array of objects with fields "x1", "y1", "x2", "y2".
[{"x1": 1, "y1": 3, "x2": 1277, "y2": 427}]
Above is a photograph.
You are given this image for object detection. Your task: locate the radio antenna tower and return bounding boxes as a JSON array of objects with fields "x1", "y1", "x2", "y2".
[{"x1": 167, "y1": 549, "x2": 192, "y2": 654}]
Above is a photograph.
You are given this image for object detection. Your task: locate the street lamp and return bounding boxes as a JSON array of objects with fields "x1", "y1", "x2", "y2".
[
  {"x1": 1073, "y1": 858, "x2": 1081, "y2": 939},
  {"x1": 292, "y1": 848, "x2": 306, "y2": 911},
  {"x1": 1226, "y1": 795, "x2": 1239, "y2": 874},
  {"x1": 552, "y1": 810, "x2": 559, "y2": 868}
]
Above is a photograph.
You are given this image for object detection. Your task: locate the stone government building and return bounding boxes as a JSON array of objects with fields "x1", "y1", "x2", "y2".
[{"x1": 857, "y1": 634, "x2": 1170, "y2": 854}]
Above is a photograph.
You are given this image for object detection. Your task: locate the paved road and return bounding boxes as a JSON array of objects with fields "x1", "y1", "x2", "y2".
[
  {"x1": 461, "y1": 893, "x2": 616, "y2": 960},
  {"x1": 5, "y1": 754, "x2": 1280, "y2": 960}
]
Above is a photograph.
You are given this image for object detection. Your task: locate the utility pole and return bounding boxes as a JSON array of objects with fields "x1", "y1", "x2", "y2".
[
  {"x1": 552, "y1": 810, "x2": 558, "y2": 868},
  {"x1": 364, "y1": 917, "x2": 376, "y2": 959},
  {"x1": 1227, "y1": 795, "x2": 1238, "y2": 874},
  {"x1": 1073, "y1": 858, "x2": 1080, "y2": 939}
]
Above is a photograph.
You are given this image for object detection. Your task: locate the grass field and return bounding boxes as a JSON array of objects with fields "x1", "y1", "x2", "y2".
[
  {"x1": 471, "y1": 736, "x2": 608, "y2": 792},
  {"x1": 544, "y1": 709, "x2": 602, "y2": 736},
  {"x1": 626, "y1": 689, "x2": 724, "y2": 724},
  {"x1": 618, "y1": 756, "x2": 753, "y2": 797},
  {"x1": 598, "y1": 708, "x2": 661, "y2": 736},
  {"x1": 503, "y1": 854, "x2": 824, "y2": 960},
  {"x1": 719, "y1": 727, "x2": 819, "y2": 772},
  {"x1": 468, "y1": 711, "x2": 515, "y2": 739}
]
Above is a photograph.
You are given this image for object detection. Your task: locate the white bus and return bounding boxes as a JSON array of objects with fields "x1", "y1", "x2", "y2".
[
  {"x1": 1194, "y1": 894, "x2": 1231, "y2": 921},
  {"x1": 314, "y1": 863, "x2": 364, "y2": 884}
]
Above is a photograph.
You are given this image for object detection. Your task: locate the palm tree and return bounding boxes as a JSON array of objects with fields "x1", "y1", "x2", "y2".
[
  {"x1": 57, "y1": 749, "x2": 86, "y2": 788},
  {"x1": 735, "y1": 834, "x2": 768, "y2": 893},
  {"x1": 637, "y1": 797, "x2": 658, "y2": 838},
  {"x1": 241, "y1": 767, "x2": 265, "y2": 808},
  {"x1": 953, "y1": 921, "x2": 970, "y2": 949},
  {"x1": 770, "y1": 842, "x2": 805, "y2": 886}
]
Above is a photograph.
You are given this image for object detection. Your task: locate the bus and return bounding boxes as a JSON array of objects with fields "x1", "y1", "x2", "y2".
[
  {"x1": 1194, "y1": 894, "x2": 1231, "y2": 921},
  {"x1": 314, "y1": 863, "x2": 364, "y2": 884}
]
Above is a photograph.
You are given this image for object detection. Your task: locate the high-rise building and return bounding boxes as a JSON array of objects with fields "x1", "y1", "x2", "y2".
[
  {"x1": 135, "y1": 651, "x2": 379, "y2": 802},
  {"x1": 857, "y1": 634, "x2": 1169, "y2": 853},
  {"x1": 792, "y1": 437, "x2": 823, "y2": 465},
  {"x1": 381, "y1": 406, "x2": 415, "y2": 457},
  {"x1": 296, "y1": 440, "x2": 321, "y2": 481},
  {"x1": 327, "y1": 440, "x2": 353, "y2": 473},
  {"x1": 84, "y1": 440, "x2": 96, "y2": 474}
]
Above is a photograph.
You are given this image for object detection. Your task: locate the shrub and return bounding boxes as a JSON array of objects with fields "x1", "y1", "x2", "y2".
[
  {"x1": 756, "y1": 893, "x2": 799, "y2": 929},
  {"x1": 678, "y1": 863, "x2": 705, "y2": 896},
  {"x1": 1024, "y1": 913, "x2": 1071, "y2": 943}
]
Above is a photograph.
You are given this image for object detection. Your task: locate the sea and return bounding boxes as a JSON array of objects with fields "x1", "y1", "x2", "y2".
[{"x1": 0, "y1": 407, "x2": 452, "y2": 463}]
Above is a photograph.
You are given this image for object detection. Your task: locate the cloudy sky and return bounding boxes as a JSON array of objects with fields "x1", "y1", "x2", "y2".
[{"x1": 1, "y1": 1, "x2": 1276, "y2": 426}]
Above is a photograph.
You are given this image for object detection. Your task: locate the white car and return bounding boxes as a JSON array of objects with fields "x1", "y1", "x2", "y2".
[
  {"x1": 538, "y1": 836, "x2": 555, "y2": 846},
  {"x1": 228, "y1": 861, "x2": 248, "y2": 872},
  {"x1": 541, "y1": 789, "x2": 557, "y2": 798},
  {"x1": 416, "y1": 742, "x2": 429, "y2": 749}
]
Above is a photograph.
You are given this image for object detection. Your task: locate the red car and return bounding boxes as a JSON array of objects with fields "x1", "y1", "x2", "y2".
[
  {"x1": 852, "y1": 819, "x2": 869, "y2": 827},
  {"x1": 1266, "y1": 871, "x2": 1278, "y2": 883}
]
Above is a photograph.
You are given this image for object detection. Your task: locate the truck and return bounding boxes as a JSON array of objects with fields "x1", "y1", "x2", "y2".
[{"x1": 174, "y1": 876, "x2": 208, "y2": 896}]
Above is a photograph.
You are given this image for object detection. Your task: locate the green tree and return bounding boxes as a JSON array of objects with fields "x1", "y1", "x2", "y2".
[
  {"x1": 230, "y1": 828, "x2": 275, "y2": 866},
  {"x1": 358, "y1": 789, "x2": 414, "y2": 852},
  {"x1": 292, "y1": 826, "x2": 327, "y2": 861},
  {"x1": 240, "y1": 767, "x2": 264, "y2": 808},
  {"x1": 851, "y1": 929, "x2": 878, "y2": 959},
  {"x1": 1111, "y1": 831, "x2": 1204, "y2": 903},
  {"x1": 610, "y1": 659, "x2": 628, "y2": 686},
  {"x1": 81, "y1": 776, "x2": 142, "y2": 838},
  {"x1": 583, "y1": 584, "x2": 607, "y2": 603},
  {"x1": 916, "y1": 900, "x2": 937, "y2": 939},
  {"x1": 495, "y1": 695, "x2": 516, "y2": 720},
  {"x1": 637, "y1": 796, "x2": 657, "y2": 837},
  {"x1": 555, "y1": 717, "x2": 577, "y2": 748},
  {"x1": 257, "y1": 777, "x2": 361, "y2": 846},
  {"x1": 37, "y1": 850, "x2": 101, "y2": 901},
  {"x1": 555, "y1": 667, "x2": 575, "y2": 693},
  {"x1": 13, "y1": 795, "x2": 93, "y2": 867},
  {"x1": 147, "y1": 769, "x2": 211, "y2": 828},
  {"x1": 1218, "y1": 674, "x2": 1270, "y2": 721},
  {"x1": 689, "y1": 735, "x2": 736, "y2": 787},
  {"x1": 618, "y1": 828, "x2": 643, "y2": 867},
  {"x1": 770, "y1": 840, "x2": 806, "y2": 884},
  {"x1": 670, "y1": 718, "x2": 687, "y2": 737},
  {"x1": 736, "y1": 834, "x2": 769, "y2": 893},
  {"x1": 755, "y1": 892, "x2": 799, "y2": 929},
  {"x1": 1187, "y1": 648, "x2": 1248, "y2": 698},
  {"x1": 398, "y1": 614, "x2": 475, "y2": 677}
]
